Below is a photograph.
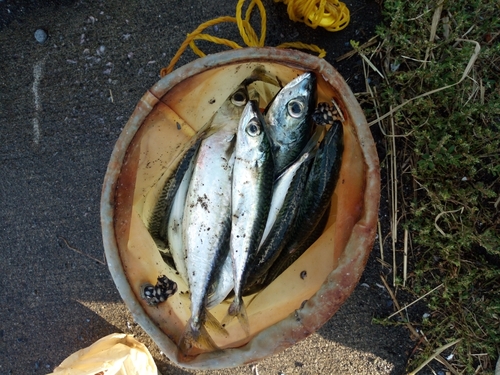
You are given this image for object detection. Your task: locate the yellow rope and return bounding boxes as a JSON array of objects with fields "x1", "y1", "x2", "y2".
[
  {"x1": 236, "y1": 0, "x2": 266, "y2": 47},
  {"x1": 276, "y1": 42, "x2": 327, "y2": 58},
  {"x1": 161, "y1": 0, "x2": 347, "y2": 76},
  {"x1": 275, "y1": 0, "x2": 349, "y2": 31}
]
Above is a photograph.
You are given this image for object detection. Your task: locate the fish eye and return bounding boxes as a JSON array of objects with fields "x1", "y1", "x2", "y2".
[
  {"x1": 245, "y1": 119, "x2": 261, "y2": 136},
  {"x1": 231, "y1": 89, "x2": 248, "y2": 106},
  {"x1": 287, "y1": 99, "x2": 305, "y2": 118}
]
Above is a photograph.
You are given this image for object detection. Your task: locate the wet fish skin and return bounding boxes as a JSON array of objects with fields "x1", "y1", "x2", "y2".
[
  {"x1": 180, "y1": 130, "x2": 234, "y2": 351},
  {"x1": 227, "y1": 100, "x2": 274, "y2": 331},
  {"x1": 165, "y1": 142, "x2": 199, "y2": 285},
  {"x1": 206, "y1": 245, "x2": 234, "y2": 309},
  {"x1": 244, "y1": 151, "x2": 313, "y2": 290},
  {"x1": 254, "y1": 121, "x2": 343, "y2": 289},
  {"x1": 179, "y1": 85, "x2": 249, "y2": 352},
  {"x1": 262, "y1": 202, "x2": 331, "y2": 287},
  {"x1": 147, "y1": 139, "x2": 202, "y2": 246},
  {"x1": 264, "y1": 72, "x2": 317, "y2": 175},
  {"x1": 285, "y1": 120, "x2": 344, "y2": 256}
]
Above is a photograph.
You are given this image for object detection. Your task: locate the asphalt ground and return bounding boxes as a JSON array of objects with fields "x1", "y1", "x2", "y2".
[{"x1": 0, "y1": 0, "x2": 415, "y2": 373}]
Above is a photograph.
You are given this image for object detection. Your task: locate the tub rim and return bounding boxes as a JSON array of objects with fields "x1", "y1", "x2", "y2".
[{"x1": 100, "y1": 47, "x2": 380, "y2": 370}]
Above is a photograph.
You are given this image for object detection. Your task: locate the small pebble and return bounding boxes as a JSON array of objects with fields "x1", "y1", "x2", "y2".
[{"x1": 34, "y1": 29, "x2": 48, "y2": 43}]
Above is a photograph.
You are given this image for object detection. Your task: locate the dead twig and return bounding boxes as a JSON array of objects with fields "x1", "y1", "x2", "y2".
[
  {"x1": 408, "y1": 339, "x2": 462, "y2": 375},
  {"x1": 368, "y1": 39, "x2": 481, "y2": 127},
  {"x1": 335, "y1": 36, "x2": 378, "y2": 62},
  {"x1": 423, "y1": 2, "x2": 443, "y2": 67},
  {"x1": 378, "y1": 220, "x2": 384, "y2": 263},
  {"x1": 434, "y1": 207, "x2": 464, "y2": 236},
  {"x1": 379, "y1": 275, "x2": 420, "y2": 339},
  {"x1": 403, "y1": 229, "x2": 408, "y2": 287},
  {"x1": 380, "y1": 276, "x2": 459, "y2": 374},
  {"x1": 59, "y1": 236, "x2": 106, "y2": 265},
  {"x1": 387, "y1": 284, "x2": 443, "y2": 319}
]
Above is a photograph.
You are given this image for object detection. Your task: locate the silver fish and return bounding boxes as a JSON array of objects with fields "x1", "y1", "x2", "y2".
[
  {"x1": 165, "y1": 144, "x2": 198, "y2": 286},
  {"x1": 226, "y1": 100, "x2": 274, "y2": 333},
  {"x1": 206, "y1": 249, "x2": 234, "y2": 309},
  {"x1": 264, "y1": 72, "x2": 317, "y2": 176},
  {"x1": 256, "y1": 125, "x2": 324, "y2": 251},
  {"x1": 179, "y1": 86, "x2": 248, "y2": 352},
  {"x1": 180, "y1": 131, "x2": 234, "y2": 352}
]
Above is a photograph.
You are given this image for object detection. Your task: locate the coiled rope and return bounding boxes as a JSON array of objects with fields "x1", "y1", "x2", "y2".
[
  {"x1": 161, "y1": 0, "x2": 350, "y2": 76},
  {"x1": 276, "y1": 0, "x2": 349, "y2": 31}
]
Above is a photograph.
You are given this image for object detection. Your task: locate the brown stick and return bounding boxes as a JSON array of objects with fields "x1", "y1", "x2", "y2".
[{"x1": 59, "y1": 236, "x2": 106, "y2": 265}]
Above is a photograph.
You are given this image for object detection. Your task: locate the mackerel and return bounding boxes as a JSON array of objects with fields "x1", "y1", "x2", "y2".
[
  {"x1": 164, "y1": 143, "x2": 199, "y2": 285},
  {"x1": 263, "y1": 203, "x2": 331, "y2": 286},
  {"x1": 147, "y1": 139, "x2": 201, "y2": 248},
  {"x1": 244, "y1": 151, "x2": 313, "y2": 290},
  {"x1": 207, "y1": 249, "x2": 234, "y2": 309},
  {"x1": 284, "y1": 120, "x2": 344, "y2": 257},
  {"x1": 179, "y1": 86, "x2": 248, "y2": 352},
  {"x1": 226, "y1": 100, "x2": 274, "y2": 333},
  {"x1": 264, "y1": 72, "x2": 317, "y2": 176}
]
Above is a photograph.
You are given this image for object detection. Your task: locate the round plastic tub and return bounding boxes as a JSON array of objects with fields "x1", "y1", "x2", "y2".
[{"x1": 100, "y1": 47, "x2": 380, "y2": 370}]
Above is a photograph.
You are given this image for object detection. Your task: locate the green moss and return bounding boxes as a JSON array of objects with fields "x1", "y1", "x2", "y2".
[{"x1": 372, "y1": 0, "x2": 500, "y2": 372}]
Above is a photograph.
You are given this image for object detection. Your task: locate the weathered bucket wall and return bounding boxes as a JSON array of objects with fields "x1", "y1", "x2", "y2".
[{"x1": 101, "y1": 47, "x2": 380, "y2": 369}]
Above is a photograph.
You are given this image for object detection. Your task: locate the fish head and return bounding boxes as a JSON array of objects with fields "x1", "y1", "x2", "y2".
[
  {"x1": 209, "y1": 84, "x2": 250, "y2": 133},
  {"x1": 264, "y1": 72, "x2": 317, "y2": 149},
  {"x1": 237, "y1": 100, "x2": 269, "y2": 156}
]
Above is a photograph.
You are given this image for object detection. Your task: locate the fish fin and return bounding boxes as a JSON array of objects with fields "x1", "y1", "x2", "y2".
[
  {"x1": 221, "y1": 309, "x2": 235, "y2": 328},
  {"x1": 236, "y1": 301, "x2": 250, "y2": 337},
  {"x1": 178, "y1": 318, "x2": 220, "y2": 354},
  {"x1": 224, "y1": 297, "x2": 250, "y2": 337},
  {"x1": 204, "y1": 309, "x2": 229, "y2": 337},
  {"x1": 301, "y1": 126, "x2": 325, "y2": 155}
]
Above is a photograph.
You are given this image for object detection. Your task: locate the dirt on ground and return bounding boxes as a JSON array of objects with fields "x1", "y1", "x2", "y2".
[{"x1": 0, "y1": 0, "x2": 416, "y2": 374}]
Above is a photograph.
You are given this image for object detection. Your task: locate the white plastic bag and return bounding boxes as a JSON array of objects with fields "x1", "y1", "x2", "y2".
[{"x1": 48, "y1": 333, "x2": 158, "y2": 375}]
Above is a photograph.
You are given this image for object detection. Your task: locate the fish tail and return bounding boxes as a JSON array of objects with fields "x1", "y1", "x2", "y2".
[
  {"x1": 224, "y1": 296, "x2": 250, "y2": 336},
  {"x1": 204, "y1": 309, "x2": 229, "y2": 337},
  {"x1": 178, "y1": 318, "x2": 220, "y2": 354}
]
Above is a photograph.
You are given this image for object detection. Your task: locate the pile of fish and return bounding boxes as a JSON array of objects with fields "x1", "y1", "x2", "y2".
[{"x1": 146, "y1": 71, "x2": 344, "y2": 351}]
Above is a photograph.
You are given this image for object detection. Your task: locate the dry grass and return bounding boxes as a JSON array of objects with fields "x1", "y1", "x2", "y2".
[{"x1": 350, "y1": 0, "x2": 500, "y2": 372}]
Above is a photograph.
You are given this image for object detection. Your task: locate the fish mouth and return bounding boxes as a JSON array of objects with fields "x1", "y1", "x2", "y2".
[{"x1": 291, "y1": 72, "x2": 316, "y2": 95}]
